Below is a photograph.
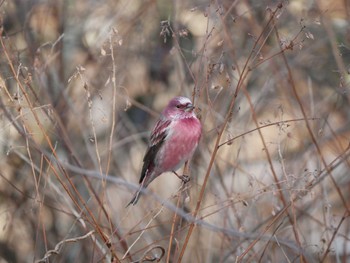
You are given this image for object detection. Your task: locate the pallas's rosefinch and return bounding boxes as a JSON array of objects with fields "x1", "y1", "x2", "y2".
[{"x1": 127, "y1": 96, "x2": 201, "y2": 206}]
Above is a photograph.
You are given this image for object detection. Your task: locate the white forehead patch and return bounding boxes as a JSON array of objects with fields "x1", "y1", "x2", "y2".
[{"x1": 178, "y1": 97, "x2": 192, "y2": 105}]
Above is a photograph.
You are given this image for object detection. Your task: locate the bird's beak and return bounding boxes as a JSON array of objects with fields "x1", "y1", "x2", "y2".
[{"x1": 184, "y1": 104, "x2": 195, "y2": 112}]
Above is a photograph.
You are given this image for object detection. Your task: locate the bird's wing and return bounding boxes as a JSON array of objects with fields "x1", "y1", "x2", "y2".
[
  {"x1": 149, "y1": 119, "x2": 172, "y2": 147},
  {"x1": 139, "y1": 119, "x2": 171, "y2": 184}
]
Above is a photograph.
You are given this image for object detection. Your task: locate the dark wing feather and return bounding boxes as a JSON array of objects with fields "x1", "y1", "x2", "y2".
[
  {"x1": 139, "y1": 140, "x2": 164, "y2": 183},
  {"x1": 149, "y1": 119, "x2": 171, "y2": 147},
  {"x1": 138, "y1": 119, "x2": 171, "y2": 184}
]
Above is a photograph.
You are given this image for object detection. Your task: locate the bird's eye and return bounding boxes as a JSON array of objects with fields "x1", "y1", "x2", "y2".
[{"x1": 176, "y1": 105, "x2": 181, "y2": 108}]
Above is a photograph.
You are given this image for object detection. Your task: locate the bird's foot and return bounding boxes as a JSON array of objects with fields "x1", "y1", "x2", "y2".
[
  {"x1": 180, "y1": 174, "x2": 190, "y2": 183},
  {"x1": 173, "y1": 171, "x2": 190, "y2": 184}
]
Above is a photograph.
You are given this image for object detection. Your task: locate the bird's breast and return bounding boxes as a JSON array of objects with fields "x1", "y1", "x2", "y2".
[{"x1": 156, "y1": 117, "x2": 201, "y2": 172}]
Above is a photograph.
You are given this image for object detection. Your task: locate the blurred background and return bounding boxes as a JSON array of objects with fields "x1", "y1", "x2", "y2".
[{"x1": 0, "y1": 0, "x2": 350, "y2": 262}]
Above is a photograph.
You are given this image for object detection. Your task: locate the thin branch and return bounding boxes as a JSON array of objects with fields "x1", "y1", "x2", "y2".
[{"x1": 35, "y1": 231, "x2": 95, "y2": 263}]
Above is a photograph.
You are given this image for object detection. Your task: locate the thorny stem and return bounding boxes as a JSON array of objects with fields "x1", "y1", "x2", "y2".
[
  {"x1": 177, "y1": 3, "x2": 285, "y2": 262},
  {"x1": 0, "y1": 30, "x2": 121, "y2": 263}
]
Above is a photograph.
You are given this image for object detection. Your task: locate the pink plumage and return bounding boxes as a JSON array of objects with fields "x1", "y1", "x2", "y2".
[{"x1": 127, "y1": 96, "x2": 201, "y2": 206}]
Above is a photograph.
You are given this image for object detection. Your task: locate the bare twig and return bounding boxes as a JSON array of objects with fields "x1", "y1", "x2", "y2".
[{"x1": 35, "y1": 231, "x2": 95, "y2": 263}]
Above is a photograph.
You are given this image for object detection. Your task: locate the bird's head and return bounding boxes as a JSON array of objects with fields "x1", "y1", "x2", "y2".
[{"x1": 162, "y1": 96, "x2": 196, "y2": 119}]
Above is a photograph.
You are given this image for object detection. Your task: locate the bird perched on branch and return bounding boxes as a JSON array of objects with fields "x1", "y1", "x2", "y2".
[{"x1": 127, "y1": 96, "x2": 201, "y2": 206}]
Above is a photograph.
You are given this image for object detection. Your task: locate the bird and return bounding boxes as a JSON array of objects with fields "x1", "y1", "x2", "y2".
[{"x1": 127, "y1": 96, "x2": 202, "y2": 206}]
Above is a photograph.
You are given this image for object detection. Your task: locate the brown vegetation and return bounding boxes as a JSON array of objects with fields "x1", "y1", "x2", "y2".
[{"x1": 0, "y1": 0, "x2": 349, "y2": 262}]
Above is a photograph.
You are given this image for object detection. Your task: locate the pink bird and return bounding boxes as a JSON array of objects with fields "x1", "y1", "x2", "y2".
[{"x1": 127, "y1": 96, "x2": 202, "y2": 206}]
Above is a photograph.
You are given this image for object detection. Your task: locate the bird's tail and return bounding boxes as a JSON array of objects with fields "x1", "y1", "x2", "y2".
[
  {"x1": 126, "y1": 173, "x2": 152, "y2": 207},
  {"x1": 126, "y1": 188, "x2": 142, "y2": 207}
]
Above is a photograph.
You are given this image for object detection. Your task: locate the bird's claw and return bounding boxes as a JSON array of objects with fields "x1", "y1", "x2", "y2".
[
  {"x1": 173, "y1": 171, "x2": 190, "y2": 184},
  {"x1": 180, "y1": 174, "x2": 190, "y2": 184}
]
